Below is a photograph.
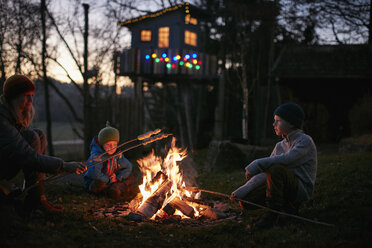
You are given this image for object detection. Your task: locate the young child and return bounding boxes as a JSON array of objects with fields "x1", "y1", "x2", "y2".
[
  {"x1": 84, "y1": 122, "x2": 134, "y2": 200},
  {"x1": 231, "y1": 102, "x2": 317, "y2": 229}
]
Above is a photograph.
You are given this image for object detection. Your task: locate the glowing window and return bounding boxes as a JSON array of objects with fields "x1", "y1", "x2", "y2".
[
  {"x1": 185, "y1": 30, "x2": 197, "y2": 46},
  {"x1": 185, "y1": 15, "x2": 190, "y2": 24},
  {"x1": 158, "y1": 27, "x2": 169, "y2": 48},
  {"x1": 141, "y1": 30, "x2": 152, "y2": 42},
  {"x1": 185, "y1": 15, "x2": 197, "y2": 25}
]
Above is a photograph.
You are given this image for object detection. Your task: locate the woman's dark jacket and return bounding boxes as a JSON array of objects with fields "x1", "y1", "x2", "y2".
[{"x1": 0, "y1": 104, "x2": 63, "y2": 179}]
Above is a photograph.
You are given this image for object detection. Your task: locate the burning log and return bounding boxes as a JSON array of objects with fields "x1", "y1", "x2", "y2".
[
  {"x1": 184, "y1": 200, "x2": 211, "y2": 211},
  {"x1": 169, "y1": 197, "x2": 195, "y2": 218},
  {"x1": 162, "y1": 204, "x2": 176, "y2": 216},
  {"x1": 136, "y1": 179, "x2": 172, "y2": 218},
  {"x1": 201, "y1": 208, "x2": 227, "y2": 220},
  {"x1": 129, "y1": 171, "x2": 167, "y2": 212}
]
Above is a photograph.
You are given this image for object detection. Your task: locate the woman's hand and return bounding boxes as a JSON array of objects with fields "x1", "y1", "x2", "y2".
[{"x1": 62, "y1": 162, "x2": 87, "y2": 174}]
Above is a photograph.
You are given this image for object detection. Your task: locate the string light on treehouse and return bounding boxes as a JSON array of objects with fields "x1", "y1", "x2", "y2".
[
  {"x1": 119, "y1": 2, "x2": 191, "y2": 27},
  {"x1": 144, "y1": 52, "x2": 202, "y2": 70}
]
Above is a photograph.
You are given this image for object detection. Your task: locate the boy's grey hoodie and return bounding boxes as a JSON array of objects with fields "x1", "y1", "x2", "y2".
[{"x1": 233, "y1": 129, "x2": 317, "y2": 202}]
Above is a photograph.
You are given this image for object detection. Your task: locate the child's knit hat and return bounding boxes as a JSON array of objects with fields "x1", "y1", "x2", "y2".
[
  {"x1": 98, "y1": 121, "x2": 120, "y2": 145},
  {"x1": 1, "y1": 74, "x2": 35, "y2": 102},
  {"x1": 273, "y1": 102, "x2": 304, "y2": 129}
]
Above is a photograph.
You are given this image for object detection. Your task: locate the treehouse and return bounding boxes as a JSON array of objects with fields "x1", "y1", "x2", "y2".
[
  {"x1": 114, "y1": 2, "x2": 219, "y2": 150},
  {"x1": 116, "y1": 2, "x2": 217, "y2": 79}
]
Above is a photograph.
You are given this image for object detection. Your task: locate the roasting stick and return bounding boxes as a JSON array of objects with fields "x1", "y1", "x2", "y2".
[
  {"x1": 17, "y1": 131, "x2": 171, "y2": 200},
  {"x1": 84, "y1": 128, "x2": 163, "y2": 165},
  {"x1": 185, "y1": 187, "x2": 334, "y2": 227}
]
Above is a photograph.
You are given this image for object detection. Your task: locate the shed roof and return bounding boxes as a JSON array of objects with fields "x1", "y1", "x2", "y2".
[{"x1": 273, "y1": 45, "x2": 372, "y2": 79}]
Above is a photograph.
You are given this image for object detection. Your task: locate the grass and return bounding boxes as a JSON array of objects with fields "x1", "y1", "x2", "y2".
[{"x1": 1, "y1": 148, "x2": 372, "y2": 248}]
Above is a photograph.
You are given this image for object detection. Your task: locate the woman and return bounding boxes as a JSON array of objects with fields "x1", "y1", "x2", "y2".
[{"x1": 0, "y1": 74, "x2": 86, "y2": 216}]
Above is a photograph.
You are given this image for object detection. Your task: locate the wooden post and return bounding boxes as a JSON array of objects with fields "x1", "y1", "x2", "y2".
[
  {"x1": 194, "y1": 85, "x2": 204, "y2": 147},
  {"x1": 182, "y1": 83, "x2": 194, "y2": 149},
  {"x1": 175, "y1": 83, "x2": 186, "y2": 146},
  {"x1": 214, "y1": 71, "x2": 225, "y2": 140},
  {"x1": 135, "y1": 76, "x2": 144, "y2": 135}
]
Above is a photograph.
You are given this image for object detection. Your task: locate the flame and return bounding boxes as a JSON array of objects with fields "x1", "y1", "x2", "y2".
[{"x1": 135, "y1": 137, "x2": 199, "y2": 218}]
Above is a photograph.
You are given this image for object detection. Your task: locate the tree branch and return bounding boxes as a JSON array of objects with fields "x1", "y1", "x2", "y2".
[
  {"x1": 48, "y1": 56, "x2": 84, "y2": 95},
  {"x1": 45, "y1": 7, "x2": 85, "y2": 77},
  {"x1": 21, "y1": 52, "x2": 83, "y2": 123}
]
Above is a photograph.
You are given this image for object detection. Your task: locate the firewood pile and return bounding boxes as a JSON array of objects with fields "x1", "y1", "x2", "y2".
[{"x1": 90, "y1": 198, "x2": 239, "y2": 224}]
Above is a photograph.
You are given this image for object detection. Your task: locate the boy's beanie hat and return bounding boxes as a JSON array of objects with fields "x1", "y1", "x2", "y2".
[
  {"x1": 274, "y1": 102, "x2": 304, "y2": 129},
  {"x1": 98, "y1": 121, "x2": 120, "y2": 145},
  {"x1": 2, "y1": 74, "x2": 35, "y2": 101}
]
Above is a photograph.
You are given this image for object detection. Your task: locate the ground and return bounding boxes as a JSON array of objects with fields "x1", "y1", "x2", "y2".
[{"x1": 1, "y1": 145, "x2": 372, "y2": 248}]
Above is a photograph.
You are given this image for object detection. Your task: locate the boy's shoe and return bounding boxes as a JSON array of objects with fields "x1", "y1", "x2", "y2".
[
  {"x1": 39, "y1": 196, "x2": 64, "y2": 213},
  {"x1": 108, "y1": 188, "x2": 121, "y2": 200},
  {"x1": 124, "y1": 175, "x2": 134, "y2": 187},
  {"x1": 21, "y1": 194, "x2": 63, "y2": 218}
]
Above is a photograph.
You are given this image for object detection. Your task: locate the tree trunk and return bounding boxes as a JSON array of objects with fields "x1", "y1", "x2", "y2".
[
  {"x1": 262, "y1": 1, "x2": 277, "y2": 141},
  {"x1": 240, "y1": 43, "x2": 249, "y2": 140},
  {"x1": 83, "y1": 3, "x2": 90, "y2": 157},
  {"x1": 0, "y1": 42, "x2": 6, "y2": 91},
  {"x1": 41, "y1": 0, "x2": 54, "y2": 156},
  {"x1": 369, "y1": 0, "x2": 372, "y2": 44},
  {"x1": 15, "y1": 22, "x2": 22, "y2": 72}
]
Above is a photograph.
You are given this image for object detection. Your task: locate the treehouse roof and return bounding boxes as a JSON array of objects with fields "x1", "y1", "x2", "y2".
[{"x1": 118, "y1": 2, "x2": 206, "y2": 28}]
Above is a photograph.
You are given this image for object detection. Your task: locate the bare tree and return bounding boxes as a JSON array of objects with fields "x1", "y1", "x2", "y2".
[
  {"x1": 44, "y1": 0, "x2": 136, "y2": 156},
  {"x1": 222, "y1": 0, "x2": 278, "y2": 142},
  {"x1": 0, "y1": 0, "x2": 42, "y2": 80},
  {"x1": 279, "y1": 0, "x2": 371, "y2": 44},
  {"x1": 41, "y1": 0, "x2": 54, "y2": 155}
]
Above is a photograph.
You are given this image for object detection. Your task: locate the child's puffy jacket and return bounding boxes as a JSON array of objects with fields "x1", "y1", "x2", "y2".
[{"x1": 83, "y1": 136, "x2": 132, "y2": 188}]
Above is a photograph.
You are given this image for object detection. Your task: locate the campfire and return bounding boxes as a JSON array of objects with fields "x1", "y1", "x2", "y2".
[
  {"x1": 128, "y1": 138, "x2": 205, "y2": 220},
  {"x1": 91, "y1": 137, "x2": 235, "y2": 223}
]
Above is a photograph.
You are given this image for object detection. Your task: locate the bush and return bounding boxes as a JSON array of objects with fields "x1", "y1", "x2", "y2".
[{"x1": 349, "y1": 95, "x2": 372, "y2": 136}]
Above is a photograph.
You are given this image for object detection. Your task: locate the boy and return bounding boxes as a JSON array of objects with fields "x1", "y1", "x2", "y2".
[
  {"x1": 84, "y1": 122, "x2": 134, "y2": 200},
  {"x1": 232, "y1": 102, "x2": 317, "y2": 229}
]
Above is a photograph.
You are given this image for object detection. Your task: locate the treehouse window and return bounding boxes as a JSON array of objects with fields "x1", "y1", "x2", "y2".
[
  {"x1": 158, "y1": 27, "x2": 169, "y2": 48},
  {"x1": 185, "y1": 15, "x2": 197, "y2": 25},
  {"x1": 185, "y1": 30, "x2": 197, "y2": 46},
  {"x1": 141, "y1": 30, "x2": 152, "y2": 42}
]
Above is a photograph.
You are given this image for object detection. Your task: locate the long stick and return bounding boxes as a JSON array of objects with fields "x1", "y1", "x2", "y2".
[
  {"x1": 84, "y1": 129, "x2": 162, "y2": 165},
  {"x1": 186, "y1": 187, "x2": 335, "y2": 227}
]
